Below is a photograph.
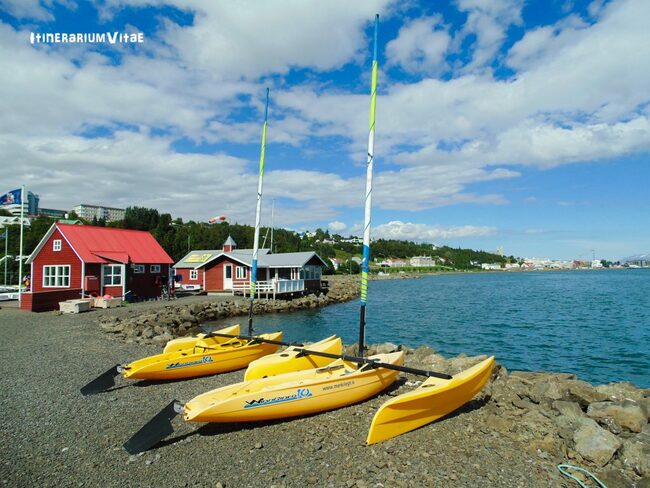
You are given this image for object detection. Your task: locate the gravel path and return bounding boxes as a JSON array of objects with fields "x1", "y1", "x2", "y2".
[{"x1": 0, "y1": 305, "x2": 572, "y2": 488}]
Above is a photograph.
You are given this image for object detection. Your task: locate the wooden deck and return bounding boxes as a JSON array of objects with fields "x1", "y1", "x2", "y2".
[{"x1": 231, "y1": 279, "x2": 306, "y2": 299}]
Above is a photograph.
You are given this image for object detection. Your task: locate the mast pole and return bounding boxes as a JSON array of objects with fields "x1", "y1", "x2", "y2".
[
  {"x1": 359, "y1": 15, "x2": 379, "y2": 357},
  {"x1": 248, "y1": 88, "x2": 270, "y2": 335}
]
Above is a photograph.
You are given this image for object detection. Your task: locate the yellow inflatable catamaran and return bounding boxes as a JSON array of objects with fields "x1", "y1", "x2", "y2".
[{"x1": 80, "y1": 325, "x2": 283, "y2": 394}]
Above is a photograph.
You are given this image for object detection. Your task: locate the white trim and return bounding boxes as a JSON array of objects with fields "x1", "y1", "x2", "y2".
[
  {"x1": 203, "y1": 268, "x2": 206, "y2": 289},
  {"x1": 236, "y1": 266, "x2": 247, "y2": 279},
  {"x1": 150, "y1": 264, "x2": 161, "y2": 273},
  {"x1": 133, "y1": 264, "x2": 145, "y2": 274},
  {"x1": 25, "y1": 223, "x2": 84, "y2": 266},
  {"x1": 42, "y1": 264, "x2": 71, "y2": 288},
  {"x1": 81, "y1": 262, "x2": 85, "y2": 297},
  {"x1": 53, "y1": 239, "x2": 62, "y2": 251},
  {"x1": 190, "y1": 269, "x2": 198, "y2": 280},
  {"x1": 122, "y1": 264, "x2": 126, "y2": 298},
  {"x1": 102, "y1": 263, "x2": 123, "y2": 287}
]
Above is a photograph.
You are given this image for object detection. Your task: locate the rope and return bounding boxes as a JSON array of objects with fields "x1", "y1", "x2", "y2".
[{"x1": 557, "y1": 464, "x2": 607, "y2": 488}]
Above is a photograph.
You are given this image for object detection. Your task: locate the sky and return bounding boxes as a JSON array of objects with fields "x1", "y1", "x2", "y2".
[{"x1": 0, "y1": 0, "x2": 648, "y2": 261}]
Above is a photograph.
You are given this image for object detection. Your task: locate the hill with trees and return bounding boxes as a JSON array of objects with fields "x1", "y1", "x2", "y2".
[{"x1": 1, "y1": 206, "x2": 514, "y2": 283}]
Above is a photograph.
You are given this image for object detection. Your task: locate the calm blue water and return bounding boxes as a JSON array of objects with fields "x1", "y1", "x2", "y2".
[{"x1": 210, "y1": 270, "x2": 650, "y2": 387}]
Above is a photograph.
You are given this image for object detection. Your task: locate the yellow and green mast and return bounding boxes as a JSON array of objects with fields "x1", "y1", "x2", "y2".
[
  {"x1": 248, "y1": 88, "x2": 270, "y2": 335},
  {"x1": 359, "y1": 15, "x2": 379, "y2": 356}
]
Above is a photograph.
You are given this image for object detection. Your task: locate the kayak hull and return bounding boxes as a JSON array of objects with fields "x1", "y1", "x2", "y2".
[
  {"x1": 183, "y1": 351, "x2": 404, "y2": 423},
  {"x1": 244, "y1": 335, "x2": 342, "y2": 380},
  {"x1": 122, "y1": 331, "x2": 282, "y2": 381},
  {"x1": 366, "y1": 356, "x2": 495, "y2": 444},
  {"x1": 162, "y1": 324, "x2": 240, "y2": 354}
]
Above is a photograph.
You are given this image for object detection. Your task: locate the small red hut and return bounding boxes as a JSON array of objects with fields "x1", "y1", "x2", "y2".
[{"x1": 21, "y1": 223, "x2": 173, "y2": 312}]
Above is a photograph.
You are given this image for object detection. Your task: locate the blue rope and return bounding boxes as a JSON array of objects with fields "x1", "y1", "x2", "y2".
[{"x1": 557, "y1": 464, "x2": 608, "y2": 488}]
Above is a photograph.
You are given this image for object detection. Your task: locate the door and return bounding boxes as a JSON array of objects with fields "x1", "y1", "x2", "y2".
[{"x1": 223, "y1": 264, "x2": 233, "y2": 289}]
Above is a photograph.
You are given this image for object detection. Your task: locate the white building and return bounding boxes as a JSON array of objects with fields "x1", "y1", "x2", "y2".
[
  {"x1": 73, "y1": 204, "x2": 125, "y2": 223},
  {"x1": 410, "y1": 256, "x2": 436, "y2": 267}
]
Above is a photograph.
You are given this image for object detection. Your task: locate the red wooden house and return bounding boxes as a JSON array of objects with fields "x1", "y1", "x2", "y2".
[
  {"x1": 21, "y1": 223, "x2": 174, "y2": 312},
  {"x1": 174, "y1": 236, "x2": 326, "y2": 297}
]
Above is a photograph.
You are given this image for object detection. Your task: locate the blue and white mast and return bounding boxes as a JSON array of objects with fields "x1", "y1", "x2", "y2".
[
  {"x1": 248, "y1": 88, "x2": 270, "y2": 335},
  {"x1": 358, "y1": 15, "x2": 379, "y2": 356}
]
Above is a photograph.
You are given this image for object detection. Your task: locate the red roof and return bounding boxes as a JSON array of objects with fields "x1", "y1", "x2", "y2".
[{"x1": 57, "y1": 224, "x2": 173, "y2": 264}]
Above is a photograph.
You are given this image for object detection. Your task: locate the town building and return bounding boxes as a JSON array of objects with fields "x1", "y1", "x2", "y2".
[
  {"x1": 173, "y1": 236, "x2": 327, "y2": 297},
  {"x1": 379, "y1": 258, "x2": 406, "y2": 268},
  {"x1": 410, "y1": 256, "x2": 436, "y2": 267},
  {"x1": 72, "y1": 204, "x2": 126, "y2": 223},
  {"x1": 39, "y1": 208, "x2": 68, "y2": 219},
  {"x1": 21, "y1": 223, "x2": 173, "y2": 312}
]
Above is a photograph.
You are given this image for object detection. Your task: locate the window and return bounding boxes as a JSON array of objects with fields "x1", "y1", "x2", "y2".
[
  {"x1": 224, "y1": 265, "x2": 232, "y2": 279},
  {"x1": 103, "y1": 264, "x2": 122, "y2": 286},
  {"x1": 236, "y1": 266, "x2": 247, "y2": 279},
  {"x1": 43, "y1": 265, "x2": 70, "y2": 287},
  {"x1": 190, "y1": 269, "x2": 198, "y2": 280},
  {"x1": 133, "y1": 264, "x2": 145, "y2": 274},
  {"x1": 150, "y1": 264, "x2": 161, "y2": 273},
  {"x1": 53, "y1": 240, "x2": 62, "y2": 251},
  {"x1": 302, "y1": 265, "x2": 322, "y2": 280}
]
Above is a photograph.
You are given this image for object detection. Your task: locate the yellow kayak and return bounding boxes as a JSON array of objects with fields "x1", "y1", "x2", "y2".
[
  {"x1": 244, "y1": 335, "x2": 343, "y2": 381},
  {"x1": 162, "y1": 324, "x2": 240, "y2": 353},
  {"x1": 366, "y1": 356, "x2": 495, "y2": 444},
  {"x1": 122, "y1": 331, "x2": 283, "y2": 381},
  {"x1": 183, "y1": 351, "x2": 404, "y2": 423}
]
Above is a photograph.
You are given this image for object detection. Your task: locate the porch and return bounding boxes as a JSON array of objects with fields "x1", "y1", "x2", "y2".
[{"x1": 231, "y1": 278, "x2": 306, "y2": 299}]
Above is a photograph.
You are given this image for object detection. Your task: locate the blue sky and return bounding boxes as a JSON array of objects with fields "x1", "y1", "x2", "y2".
[{"x1": 1, "y1": 0, "x2": 648, "y2": 260}]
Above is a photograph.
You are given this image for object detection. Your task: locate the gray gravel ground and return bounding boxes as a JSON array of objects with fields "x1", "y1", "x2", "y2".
[{"x1": 0, "y1": 304, "x2": 570, "y2": 488}]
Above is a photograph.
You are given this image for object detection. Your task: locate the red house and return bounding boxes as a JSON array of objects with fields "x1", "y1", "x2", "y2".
[
  {"x1": 174, "y1": 236, "x2": 326, "y2": 297},
  {"x1": 21, "y1": 223, "x2": 174, "y2": 312}
]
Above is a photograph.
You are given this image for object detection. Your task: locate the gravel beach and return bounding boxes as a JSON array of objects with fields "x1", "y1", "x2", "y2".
[{"x1": 1, "y1": 299, "x2": 647, "y2": 488}]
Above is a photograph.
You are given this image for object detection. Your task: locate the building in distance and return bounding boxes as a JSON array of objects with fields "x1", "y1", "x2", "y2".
[{"x1": 73, "y1": 204, "x2": 125, "y2": 223}]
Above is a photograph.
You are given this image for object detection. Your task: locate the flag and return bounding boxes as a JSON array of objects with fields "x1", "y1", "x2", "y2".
[{"x1": 0, "y1": 189, "x2": 21, "y2": 206}]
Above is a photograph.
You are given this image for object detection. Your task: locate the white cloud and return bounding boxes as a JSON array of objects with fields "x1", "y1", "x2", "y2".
[
  {"x1": 114, "y1": 0, "x2": 395, "y2": 81},
  {"x1": 386, "y1": 15, "x2": 450, "y2": 74},
  {"x1": 455, "y1": 0, "x2": 524, "y2": 71},
  {"x1": 328, "y1": 221, "x2": 347, "y2": 232},
  {"x1": 372, "y1": 220, "x2": 497, "y2": 240},
  {"x1": 0, "y1": 0, "x2": 56, "y2": 21}
]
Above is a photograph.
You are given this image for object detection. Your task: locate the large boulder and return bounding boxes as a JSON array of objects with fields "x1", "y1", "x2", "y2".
[
  {"x1": 573, "y1": 418, "x2": 622, "y2": 467},
  {"x1": 621, "y1": 437, "x2": 650, "y2": 476},
  {"x1": 587, "y1": 400, "x2": 647, "y2": 433}
]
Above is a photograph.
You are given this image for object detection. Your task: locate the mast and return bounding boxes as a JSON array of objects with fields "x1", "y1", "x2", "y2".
[
  {"x1": 248, "y1": 88, "x2": 270, "y2": 335},
  {"x1": 358, "y1": 15, "x2": 379, "y2": 357}
]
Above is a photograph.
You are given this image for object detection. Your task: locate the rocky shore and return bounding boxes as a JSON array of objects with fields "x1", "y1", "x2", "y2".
[
  {"x1": 94, "y1": 275, "x2": 360, "y2": 345},
  {"x1": 1, "y1": 300, "x2": 648, "y2": 487}
]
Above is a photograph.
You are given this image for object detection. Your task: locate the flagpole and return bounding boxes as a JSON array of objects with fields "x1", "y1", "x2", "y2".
[
  {"x1": 248, "y1": 88, "x2": 270, "y2": 336},
  {"x1": 358, "y1": 15, "x2": 379, "y2": 357},
  {"x1": 5, "y1": 226, "x2": 9, "y2": 286},
  {"x1": 18, "y1": 185, "x2": 25, "y2": 302},
  {"x1": 3, "y1": 226, "x2": 8, "y2": 286}
]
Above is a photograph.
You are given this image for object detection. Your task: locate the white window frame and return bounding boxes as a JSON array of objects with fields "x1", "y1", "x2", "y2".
[
  {"x1": 190, "y1": 269, "x2": 198, "y2": 280},
  {"x1": 103, "y1": 264, "x2": 122, "y2": 286},
  {"x1": 133, "y1": 264, "x2": 145, "y2": 274},
  {"x1": 43, "y1": 265, "x2": 70, "y2": 288},
  {"x1": 150, "y1": 264, "x2": 161, "y2": 273},
  {"x1": 236, "y1": 266, "x2": 247, "y2": 279},
  {"x1": 53, "y1": 239, "x2": 62, "y2": 252}
]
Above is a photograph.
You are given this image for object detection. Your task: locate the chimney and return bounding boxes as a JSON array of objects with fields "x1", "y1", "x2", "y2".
[{"x1": 223, "y1": 235, "x2": 237, "y2": 252}]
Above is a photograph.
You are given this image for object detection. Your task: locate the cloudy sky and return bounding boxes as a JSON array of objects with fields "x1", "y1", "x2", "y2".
[{"x1": 1, "y1": 0, "x2": 648, "y2": 260}]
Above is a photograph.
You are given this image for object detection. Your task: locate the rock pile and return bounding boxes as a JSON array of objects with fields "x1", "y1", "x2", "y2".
[
  {"x1": 97, "y1": 278, "x2": 359, "y2": 344},
  {"x1": 386, "y1": 344, "x2": 649, "y2": 486}
]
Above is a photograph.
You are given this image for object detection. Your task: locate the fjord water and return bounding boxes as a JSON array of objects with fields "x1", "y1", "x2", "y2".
[{"x1": 216, "y1": 270, "x2": 649, "y2": 387}]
